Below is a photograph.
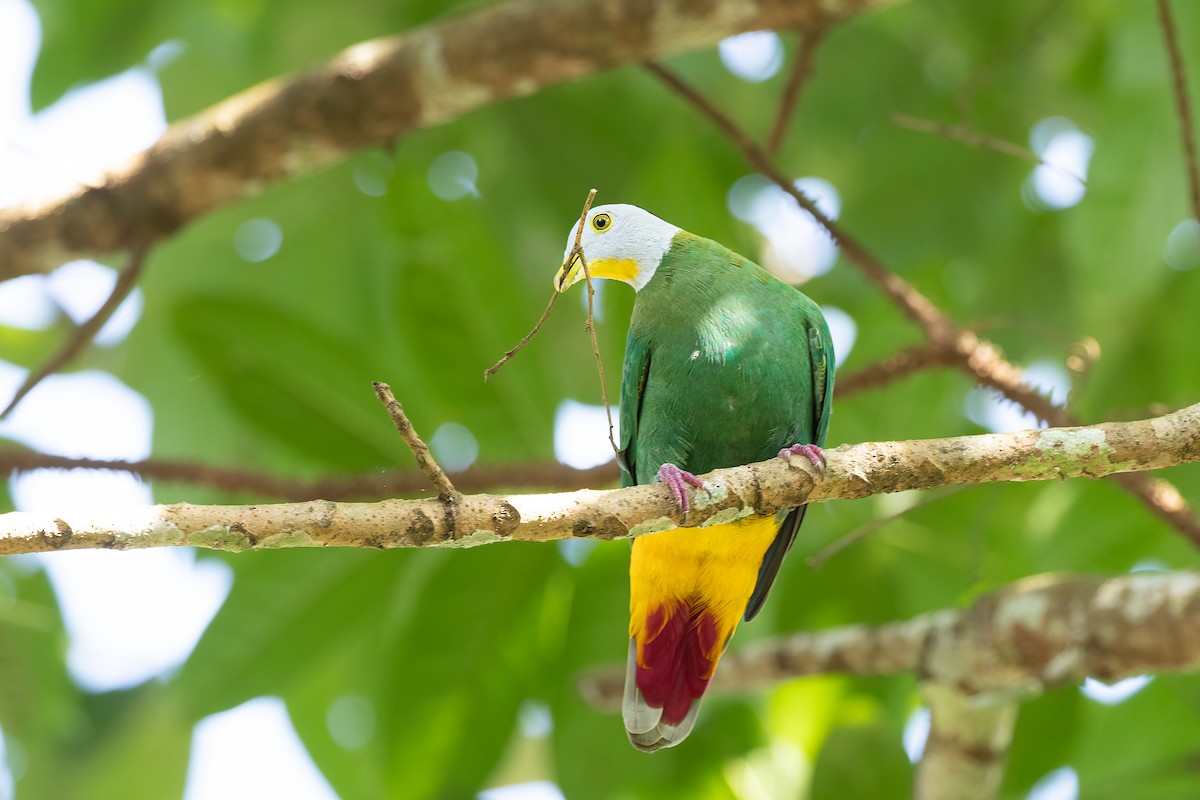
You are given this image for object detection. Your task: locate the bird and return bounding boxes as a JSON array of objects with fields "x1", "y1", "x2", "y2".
[{"x1": 553, "y1": 203, "x2": 834, "y2": 752}]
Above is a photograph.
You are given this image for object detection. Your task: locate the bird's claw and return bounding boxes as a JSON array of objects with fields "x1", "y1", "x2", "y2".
[
  {"x1": 778, "y1": 443, "x2": 826, "y2": 478},
  {"x1": 655, "y1": 463, "x2": 708, "y2": 514}
]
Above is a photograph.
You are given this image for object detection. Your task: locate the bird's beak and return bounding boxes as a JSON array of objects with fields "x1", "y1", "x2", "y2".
[{"x1": 554, "y1": 250, "x2": 583, "y2": 293}]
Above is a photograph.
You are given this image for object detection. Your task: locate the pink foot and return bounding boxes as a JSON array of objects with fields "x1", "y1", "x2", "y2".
[
  {"x1": 778, "y1": 443, "x2": 826, "y2": 477},
  {"x1": 655, "y1": 463, "x2": 708, "y2": 514}
]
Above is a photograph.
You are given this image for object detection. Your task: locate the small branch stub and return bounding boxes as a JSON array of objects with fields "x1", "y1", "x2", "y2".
[{"x1": 373, "y1": 381, "x2": 459, "y2": 501}]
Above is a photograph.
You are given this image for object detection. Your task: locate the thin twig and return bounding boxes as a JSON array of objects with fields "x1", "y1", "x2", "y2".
[
  {"x1": 1, "y1": 247, "x2": 148, "y2": 419},
  {"x1": 891, "y1": 112, "x2": 1085, "y2": 186},
  {"x1": 559, "y1": 189, "x2": 618, "y2": 454},
  {"x1": 484, "y1": 292, "x2": 558, "y2": 381},
  {"x1": 580, "y1": 266, "x2": 619, "y2": 455},
  {"x1": 1157, "y1": 0, "x2": 1200, "y2": 222},
  {"x1": 580, "y1": 258, "x2": 620, "y2": 456},
  {"x1": 572, "y1": 189, "x2": 598, "y2": 255},
  {"x1": 766, "y1": 29, "x2": 825, "y2": 155},
  {"x1": 485, "y1": 188, "x2": 597, "y2": 381},
  {"x1": 644, "y1": 60, "x2": 1200, "y2": 549},
  {"x1": 373, "y1": 382, "x2": 458, "y2": 500},
  {"x1": 0, "y1": 449, "x2": 619, "y2": 500}
]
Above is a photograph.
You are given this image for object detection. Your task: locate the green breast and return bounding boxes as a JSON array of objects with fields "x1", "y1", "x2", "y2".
[{"x1": 621, "y1": 233, "x2": 833, "y2": 485}]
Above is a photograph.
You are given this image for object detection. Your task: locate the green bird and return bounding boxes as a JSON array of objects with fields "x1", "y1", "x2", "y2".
[{"x1": 553, "y1": 203, "x2": 835, "y2": 752}]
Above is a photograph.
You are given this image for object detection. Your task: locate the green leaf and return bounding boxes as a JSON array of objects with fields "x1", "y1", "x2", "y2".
[
  {"x1": 173, "y1": 549, "x2": 403, "y2": 719},
  {"x1": 173, "y1": 296, "x2": 397, "y2": 470},
  {"x1": 0, "y1": 564, "x2": 76, "y2": 748},
  {"x1": 371, "y1": 545, "x2": 560, "y2": 798},
  {"x1": 16, "y1": 685, "x2": 192, "y2": 800},
  {"x1": 810, "y1": 723, "x2": 911, "y2": 800}
]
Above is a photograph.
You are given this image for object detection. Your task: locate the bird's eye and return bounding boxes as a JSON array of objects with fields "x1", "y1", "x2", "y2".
[{"x1": 591, "y1": 213, "x2": 612, "y2": 233}]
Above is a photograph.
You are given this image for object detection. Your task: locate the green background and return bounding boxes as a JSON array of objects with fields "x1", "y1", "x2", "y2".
[{"x1": 3, "y1": 0, "x2": 1200, "y2": 796}]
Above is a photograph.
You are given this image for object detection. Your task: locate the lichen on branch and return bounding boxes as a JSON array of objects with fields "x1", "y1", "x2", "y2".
[{"x1": 0, "y1": 403, "x2": 1196, "y2": 556}]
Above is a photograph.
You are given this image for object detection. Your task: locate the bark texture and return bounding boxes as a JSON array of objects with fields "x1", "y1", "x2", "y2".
[
  {"x1": 0, "y1": 0, "x2": 901, "y2": 279},
  {"x1": 578, "y1": 571, "x2": 1200, "y2": 704},
  {"x1": 1, "y1": 404, "x2": 1197, "y2": 556}
]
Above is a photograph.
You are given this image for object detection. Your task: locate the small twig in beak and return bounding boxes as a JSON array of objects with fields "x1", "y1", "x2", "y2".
[{"x1": 484, "y1": 188, "x2": 597, "y2": 381}]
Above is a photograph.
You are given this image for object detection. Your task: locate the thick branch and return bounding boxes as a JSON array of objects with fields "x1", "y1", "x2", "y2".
[
  {"x1": 579, "y1": 570, "x2": 1200, "y2": 706},
  {"x1": 0, "y1": 0, "x2": 903, "y2": 279},
  {"x1": 1, "y1": 404, "x2": 1196, "y2": 555}
]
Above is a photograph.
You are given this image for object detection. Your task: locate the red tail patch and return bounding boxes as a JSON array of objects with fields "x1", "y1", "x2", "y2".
[{"x1": 636, "y1": 602, "x2": 721, "y2": 726}]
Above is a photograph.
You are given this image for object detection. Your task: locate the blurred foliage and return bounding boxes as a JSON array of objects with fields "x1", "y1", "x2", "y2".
[{"x1": 5, "y1": 0, "x2": 1200, "y2": 796}]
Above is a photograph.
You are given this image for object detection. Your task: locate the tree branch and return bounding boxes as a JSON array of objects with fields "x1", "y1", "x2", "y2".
[
  {"x1": 1156, "y1": 0, "x2": 1200, "y2": 223},
  {"x1": 834, "y1": 341, "x2": 958, "y2": 398},
  {"x1": 1, "y1": 403, "x2": 1197, "y2": 555},
  {"x1": 578, "y1": 570, "x2": 1200, "y2": 706},
  {"x1": 0, "y1": 0, "x2": 904, "y2": 280},
  {"x1": 890, "y1": 112, "x2": 1084, "y2": 186},
  {"x1": 915, "y1": 686, "x2": 1016, "y2": 800},
  {"x1": 766, "y1": 30, "x2": 826, "y2": 155}
]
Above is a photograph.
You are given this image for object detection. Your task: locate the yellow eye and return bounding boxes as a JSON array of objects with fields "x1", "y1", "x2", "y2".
[{"x1": 591, "y1": 213, "x2": 612, "y2": 233}]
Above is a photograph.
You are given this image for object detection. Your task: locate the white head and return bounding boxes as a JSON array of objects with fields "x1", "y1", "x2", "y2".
[{"x1": 554, "y1": 203, "x2": 681, "y2": 293}]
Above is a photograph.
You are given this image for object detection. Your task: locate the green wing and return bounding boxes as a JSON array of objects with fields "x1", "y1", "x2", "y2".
[
  {"x1": 617, "y1": 333, "x2": 652, "y2": 489},
  {"x1": 744, "y1": 314, "x2": 835, "y2": 621}
]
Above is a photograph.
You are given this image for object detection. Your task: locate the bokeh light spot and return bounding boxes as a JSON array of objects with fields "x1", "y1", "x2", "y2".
[
  {"x1": 45, "y1": 260, "x2": 143, "y2": 345},
  {"x1": 0, "y1": 366, "x2": 152, "y2": 461},
  {"x1": 430, "y1": 422, "x2": 479, "y2": 473},
  {"x1": 821, "y1": 305, "x2": 856, "y2": 368},
  {"x1": 478, "y1": 782, "x2": 566, "y2": 800},
  {"x1": 553, "y1": 400, "x2": 617, "y2": 470},
  {"x1": 40, "y1": 549, "x2": 232, "y2": 692},
  {"x1": 1080, "y1": 675, "x2": 1152, "y2": 705},
  {"x1": 1164, "y1": 218, "x2": 1200, "y2": 271},
  {"x1": 1027, "y1": 766, "x2": 1079, "y2": 800},
  {"x1": 0, "y1": 274, "x2": 55, "y2": 329},
  {"x1": 965, "y1": 361, "x2": 1070, "y2": 433},
  {"x1": 353, "y1": 150, "x2": 392, "y2": 197},
  {"x1": 234, "y1": 218, "x2": 283, "y2": 263},
  {"x1": 903, "y1": 707, "x2": 930, "y2": 762},
  {"x1": 726, "y1": 174, "x2": 841, "y2": 281},
  {"x1": 1023, "y1": 118, "x2": 1092, "y2": 211},
  {"x1": 327, "y1": 695, "x2": 375, "y2": 750},
  {"x1": 186, "y1": 698, "x2": 338, "y2": 800},
  {"x1": 556, "y1": 539, "x2": 598, "y2": 567},
  {"x1": 518, "y1": 700, "x2": 553, "y2": 739},
  {"x1": 428, "y1": 151, "x2": 479, "y2": 200},
  {"x1": 718, "y1": 31, "x2": 784, "y2": 82}
]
